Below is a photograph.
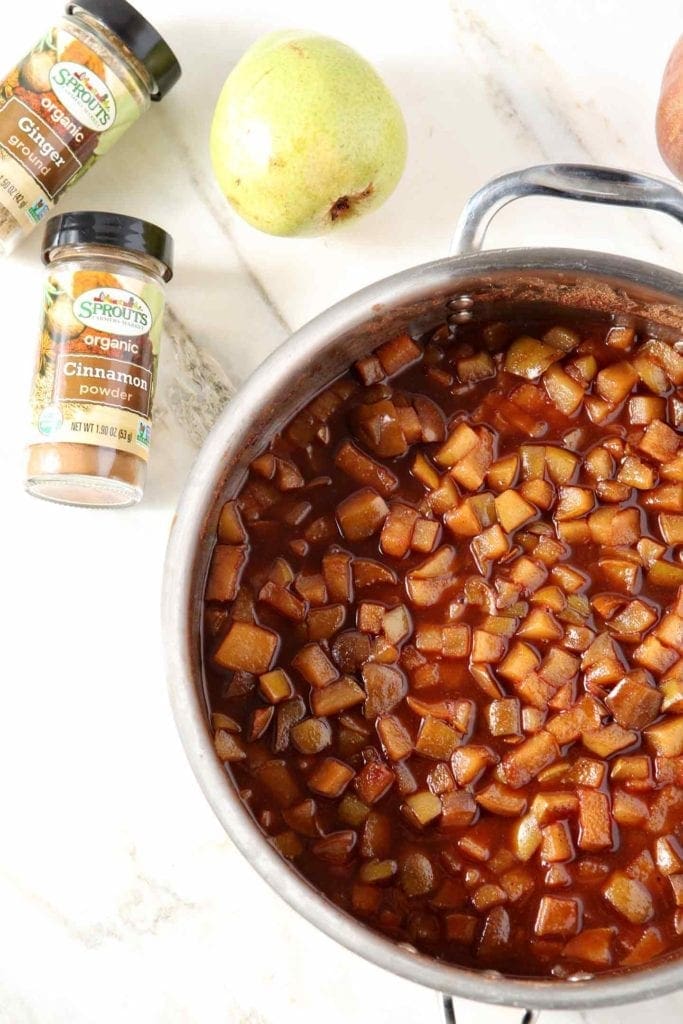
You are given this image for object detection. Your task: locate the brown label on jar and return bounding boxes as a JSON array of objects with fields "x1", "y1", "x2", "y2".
[
  {"x1": 53, "y1": 353, "x2": 152, "y2": 416},
  {"x1": 0, "y1": 27, "x2": 143, "y2": 244},
  {"x1": 0, "y1": 97, "x2": 82, "y2": 199},
  {"x1": 29, "y1": 267, "x2": 165, "y2": 462}
]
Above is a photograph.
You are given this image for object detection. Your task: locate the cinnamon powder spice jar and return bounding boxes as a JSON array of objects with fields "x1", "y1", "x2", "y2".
[
  {"x1": 26, "y1": 211, "x2": 173, "y2": 507},
  {"x1": 0, "y1": 0, "x2": 181, "y2": 254}
]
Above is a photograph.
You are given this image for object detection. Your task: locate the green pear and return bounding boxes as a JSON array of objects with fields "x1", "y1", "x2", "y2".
[{"x1": 210, "y1": 31, "x2": 407, "y2": 236}]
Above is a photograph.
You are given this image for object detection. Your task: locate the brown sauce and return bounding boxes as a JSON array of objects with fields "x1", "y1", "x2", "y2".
[{"x1": 201, "y1": 314, "x2": 683, "y2": 978}]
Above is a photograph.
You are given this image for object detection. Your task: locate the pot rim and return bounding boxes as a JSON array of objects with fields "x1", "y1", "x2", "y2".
[{"x1": 163, "y1": 247, "x2": 683, "y2": 1010}]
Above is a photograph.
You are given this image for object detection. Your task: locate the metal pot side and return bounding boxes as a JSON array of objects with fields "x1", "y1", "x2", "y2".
[{"x1": 163, "y1": 249, "x2": 683, "y2": 1010}]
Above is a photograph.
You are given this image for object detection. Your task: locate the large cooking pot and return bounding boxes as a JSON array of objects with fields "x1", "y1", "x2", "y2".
[{"x1": 163, "y1": 165, "x2": 683, "y2": 1016}]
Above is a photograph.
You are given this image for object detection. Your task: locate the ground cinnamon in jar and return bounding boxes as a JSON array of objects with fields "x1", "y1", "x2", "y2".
[
  {"x1": 26, "y1": 211, "x2": 173, "y2": 507},
  {"x1": 0, "y1": 0, "x2": 181, "y2": 254}
]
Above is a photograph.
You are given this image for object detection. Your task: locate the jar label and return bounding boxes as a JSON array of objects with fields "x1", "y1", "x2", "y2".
[
  {"x1": 29, "y1": 267, "x2": 165, "y2": 462},
  {"x1": 72, "y1": 286, "x2": 154, "y2": 337},
  {"x1": 0, "y1": 27, "x2": 143, "y2": 241},
  {"x1": 0, "y1": 96, "x2": 84, "y2": 199},
  {"x1": 48, "y1": 62, "x2": 117, "y2": 132}
]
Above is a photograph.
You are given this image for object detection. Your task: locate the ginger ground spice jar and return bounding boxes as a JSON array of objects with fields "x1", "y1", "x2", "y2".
[
  {"x1": 0, "y1": 0, "x2": 181, "y2": 255},
  {"x1": 26, "y1": 211, "x2": 173, "y2": 508}
]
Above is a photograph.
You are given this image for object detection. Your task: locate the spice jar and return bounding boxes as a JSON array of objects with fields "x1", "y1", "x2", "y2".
[
  {"x1": 26, "y1": 211, "x2": 173, "y2": 508},
  {"x1": 0, "y1": 0, "x2": 181, "y2": 255}
]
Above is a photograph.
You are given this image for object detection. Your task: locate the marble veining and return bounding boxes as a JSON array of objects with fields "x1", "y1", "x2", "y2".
[
  {"x1": 160, "y1": 305, "x2": 236, "y2": 448},
  {"x1": 2, "y1": 1, "x2": 683, "y2": 1022}
]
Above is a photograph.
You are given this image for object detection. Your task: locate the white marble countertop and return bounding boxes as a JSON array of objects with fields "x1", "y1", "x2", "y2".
[{"x1": 2, "y1": 1, "x2": 683, "y2": 1022}]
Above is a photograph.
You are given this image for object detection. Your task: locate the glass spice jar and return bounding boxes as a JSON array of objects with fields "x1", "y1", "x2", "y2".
[
  {"x1": 0, "y1": 0, "x2": 181, "y2": 255},
  {"x1": 26, "y1": 211, "x2": 173, "y2": 508}
]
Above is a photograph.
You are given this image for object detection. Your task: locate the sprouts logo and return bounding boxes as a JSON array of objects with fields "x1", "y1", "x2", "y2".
[
  {"x1": 48, "y1": 62, "x2": 116, "y2": 132},
  {"x1": 73, "y1": 288, "x2": 152, "y2": 338}
]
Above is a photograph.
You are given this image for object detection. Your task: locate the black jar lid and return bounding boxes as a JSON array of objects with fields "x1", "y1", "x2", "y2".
[
  {"x1": 65, "y1": 0, "x2": 182, "y2": 100},
  {"x1": 42, "y1": 211, "x2": 174, "y2": 280}
]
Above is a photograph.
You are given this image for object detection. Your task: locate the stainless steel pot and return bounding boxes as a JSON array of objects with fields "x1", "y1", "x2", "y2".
[{"x1": 163, "y1": 164, "x2": 683, "y2": 1015}]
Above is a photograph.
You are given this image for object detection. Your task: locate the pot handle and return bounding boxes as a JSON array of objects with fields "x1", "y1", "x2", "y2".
[
  {"x1": 450, "y1": 163, "x2": 683, "y2": 255},
  {"x1": 441, "y1": 994, "x2": 538, "y2": 1024}
]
